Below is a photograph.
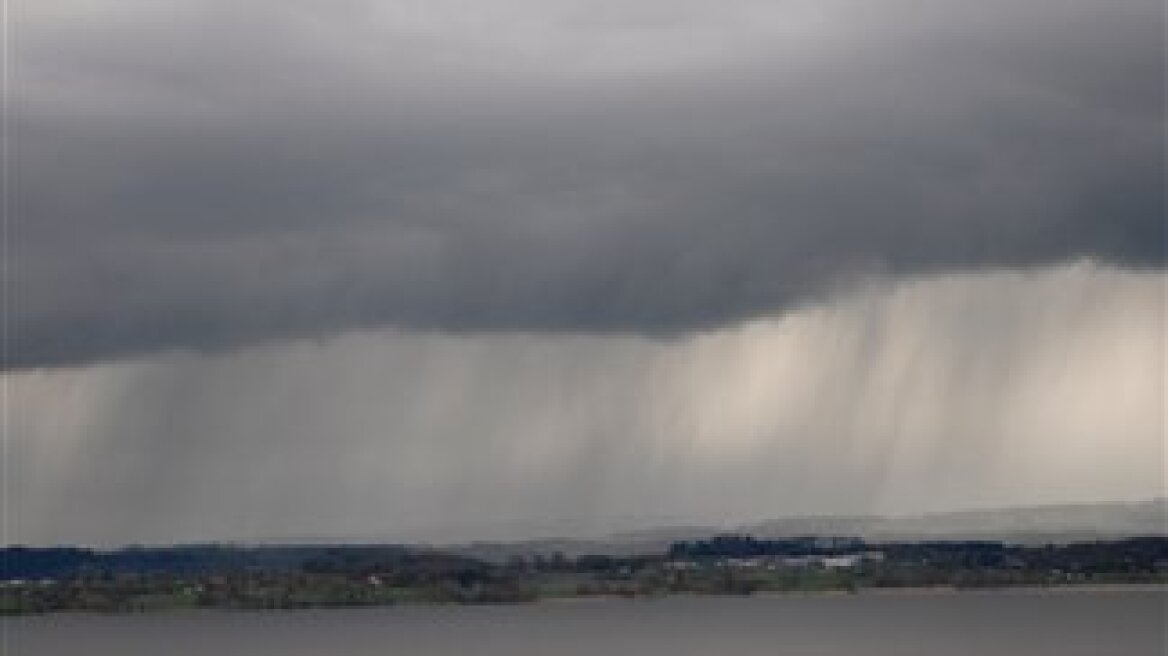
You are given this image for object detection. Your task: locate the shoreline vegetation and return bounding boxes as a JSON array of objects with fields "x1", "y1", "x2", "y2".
[
  {"x1": 540, "y1": 582, "x2": 1168, "y2": 601},
  {"x1": 3, "y1": 536, "x2": 1165, "y2": 615},
  {"x1": 7, "y1": 583, "x2": 1167, "y2": 619}
]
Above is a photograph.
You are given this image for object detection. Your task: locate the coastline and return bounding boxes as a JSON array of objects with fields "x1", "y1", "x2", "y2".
[
  {"x1": 541, "y1": 582, "x2": 1168, "y2": 603},
  {"x1": 6, "y1": 580, "x2": 1166, "y2": 618},
  {"x1": 5, "y1": 583, "x2": 1165, "y2": 619}
]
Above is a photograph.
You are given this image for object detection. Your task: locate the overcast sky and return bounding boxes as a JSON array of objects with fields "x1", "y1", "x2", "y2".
[{"x1": 6, "y1": 0, "x2": 1165, "y2": 545}]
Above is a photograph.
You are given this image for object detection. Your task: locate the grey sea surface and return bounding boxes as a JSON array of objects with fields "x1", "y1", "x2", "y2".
[{"x1": 5, "y1": 588, "x2": 1165, "y2": 655}]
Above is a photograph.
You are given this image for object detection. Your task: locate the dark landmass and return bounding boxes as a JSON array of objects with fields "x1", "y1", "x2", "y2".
[
  {"x1": 4, "y1": 535, "x2": 1165, "y2": 614},
  {"x1": 265, "y1": 499, "x2": 1166, "y2": 562}
]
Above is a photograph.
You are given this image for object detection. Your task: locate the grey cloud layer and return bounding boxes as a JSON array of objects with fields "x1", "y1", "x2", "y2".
[{"x1": 13, "y1": 0, "x2": 1165, "y2": 367}]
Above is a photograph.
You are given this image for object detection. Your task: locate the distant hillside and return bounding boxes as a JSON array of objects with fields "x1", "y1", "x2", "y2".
[
  {"x1": 450, "y1": 499, "x2": 1167, "y2": 561},
  {"x1": 745, "y1": 499, "x2": 1167, "y2": 544}
]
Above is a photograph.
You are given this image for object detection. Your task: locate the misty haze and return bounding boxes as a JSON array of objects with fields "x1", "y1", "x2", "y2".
[{"x1": 3, "y1": 0, "x2": 1165, "y2": 654}]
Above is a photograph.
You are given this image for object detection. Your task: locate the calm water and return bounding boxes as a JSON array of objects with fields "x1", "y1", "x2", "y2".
[{"x1": 5, "y1": 589, "x2": 1165, "y2": 655}]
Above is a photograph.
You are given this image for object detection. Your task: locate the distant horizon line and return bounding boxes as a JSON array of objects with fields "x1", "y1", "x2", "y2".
[{"x1": 8, "y1": 496, "x2": 1164, "y2": 551}]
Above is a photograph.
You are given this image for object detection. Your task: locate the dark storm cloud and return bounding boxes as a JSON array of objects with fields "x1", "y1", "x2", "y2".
[{"x1": 11, "y1": 0, "x2": 1165, "y2": 368}]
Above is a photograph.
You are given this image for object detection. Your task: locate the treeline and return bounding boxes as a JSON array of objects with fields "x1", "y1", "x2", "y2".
[
  {"x1": 1, "y1": 544, "x2": 413, "y2": 580},
  {"x1": 879, "y1": 537, "x2": 1168, "y2": 574},
  {"x1": 668, "y1": 534, "x2": 1168, "y2": 574},
  {"x1": 6, "y1": 537, "x2": 1167, "y2": 581},
  {"x1": 1, "y1": 545, "x2": 537, "y2": 613},
  {"x1": 3, "y1": 537, "x2": 1165, "y2": 614},
  {"x1": 669, "y1": 535, "x2": 865, "y2": 559}
]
